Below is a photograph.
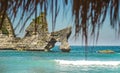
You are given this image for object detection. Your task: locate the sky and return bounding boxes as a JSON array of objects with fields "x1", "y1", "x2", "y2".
[
  {"x1": 46, "y1": 1, "x2": 120, "y2": 46},
  {"x1": 11, "y1": 0, "x2": 120, "y2": 46}
]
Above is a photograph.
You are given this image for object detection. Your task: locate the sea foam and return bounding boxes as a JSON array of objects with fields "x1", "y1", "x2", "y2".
[{"x1": 55, "y1": 60, "x2": 120, "y2": 66}]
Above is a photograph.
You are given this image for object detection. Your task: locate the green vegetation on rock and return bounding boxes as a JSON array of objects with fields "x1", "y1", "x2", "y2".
[
  {"x1": 0, "y1": 20, "x2": 9, "y2": 35},
  {"x1": 27, "y1": 12, "x2": 48, "y2": 33},
  {"x1": 1, "y1": 26, "x2": 9, "y2": 35}
]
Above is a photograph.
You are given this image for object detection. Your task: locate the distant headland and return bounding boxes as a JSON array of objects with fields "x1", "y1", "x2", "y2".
[{"x1": 0, "y1": 12, "x2": 71, "y2": 52}]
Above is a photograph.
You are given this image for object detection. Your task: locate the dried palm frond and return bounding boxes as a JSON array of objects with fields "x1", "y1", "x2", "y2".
[{"x1": 0, "y1": 0, "x2": 120, "y2": 45}]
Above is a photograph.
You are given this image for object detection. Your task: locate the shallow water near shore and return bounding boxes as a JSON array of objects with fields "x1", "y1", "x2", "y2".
[{"x1": 0, "y1": 46, "x2": 120, "y2": 73}]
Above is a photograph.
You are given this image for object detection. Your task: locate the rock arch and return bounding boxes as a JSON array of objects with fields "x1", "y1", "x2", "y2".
[{"x1": 0, "y1": 12, "x2": 71, "y2": 52}]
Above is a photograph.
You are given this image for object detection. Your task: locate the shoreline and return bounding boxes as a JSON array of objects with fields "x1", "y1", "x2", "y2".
[{"x1": 0, "y1": 48, "x2": 45, "y2": 51}]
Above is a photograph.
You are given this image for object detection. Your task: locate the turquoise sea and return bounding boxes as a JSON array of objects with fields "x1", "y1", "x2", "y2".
[{"x1": 0, "y1": 46, "x2": 120, "y2": 73}]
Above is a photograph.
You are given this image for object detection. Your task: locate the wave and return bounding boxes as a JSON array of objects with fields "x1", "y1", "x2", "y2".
[{"x1": 55, "y1": 60, "x2": 120, "y2": 66}]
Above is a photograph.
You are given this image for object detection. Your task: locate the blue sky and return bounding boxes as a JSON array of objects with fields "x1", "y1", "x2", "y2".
[
  {"x1": 46, "y1": 1, "x2": 120, "y2": 46},
  {"x1": 11, "y1": 1, "x2": 120, "y2": 46}
]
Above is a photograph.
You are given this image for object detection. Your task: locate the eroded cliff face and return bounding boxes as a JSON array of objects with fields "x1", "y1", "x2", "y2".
[
  {"x1": 24, "y1": 27, "x2": 71, "y2": 52},
  {"x1": 0, "y1": 13, "x2": 71, "y2": 52},
  {"x1": 0, "y1": 14, "x2": 15, "y2": 49}
]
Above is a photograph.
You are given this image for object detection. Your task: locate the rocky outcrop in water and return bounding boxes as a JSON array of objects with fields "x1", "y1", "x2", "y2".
[
  {"x1": 0, "y1": 13, "x2": 71, "y2": 52},
  {"x1": 97, "y1": 50, "x2": 115, "y2": 54},
  {"x1": 45, "y1": 27, "x2": 71, "y2": 52}
]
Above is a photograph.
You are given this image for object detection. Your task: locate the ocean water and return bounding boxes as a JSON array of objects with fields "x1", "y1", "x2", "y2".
[{"x1": 0, "y1": 46, "x2": 120, "y2": 73}]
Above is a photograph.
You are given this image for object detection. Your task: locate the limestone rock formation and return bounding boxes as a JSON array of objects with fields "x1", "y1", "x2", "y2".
[
  {"x1": 0, "y1": 14, "x2": 15, "y2": 49},
  {"x1": 0, "y1": 12, "x2": 71, "y2": 52},
  {"x1": 50, "y1": 27, "x2": 71, "y2": 52},
  {"x1": 45, "y1": 27, "x2": 71, "y2": 52}
]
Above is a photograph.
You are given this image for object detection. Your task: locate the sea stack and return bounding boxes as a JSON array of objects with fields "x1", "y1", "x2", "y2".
[{"x1": 60, "y1": 42, "x2": 71, "y2": 52}]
